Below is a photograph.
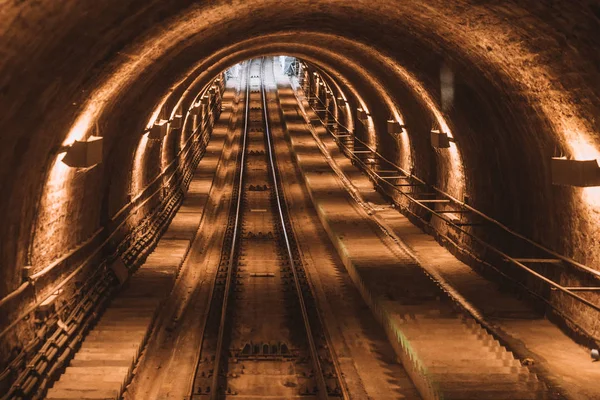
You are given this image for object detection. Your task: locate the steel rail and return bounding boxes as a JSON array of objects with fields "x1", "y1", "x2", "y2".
[
  {"x1": 208, "y1": 60, "x2": 252, "y2": 400},
  {"x1": 306, "y1": 72, "x2": 600, "y2": 280},
  {"x1": 186, "y1": 64, "x2": 246, "y2": 400},
  {"x1": 261, "y1": 59, "x2": 329, "y2": 399},
  {"x1": 292, "y1": 77, "x2": 600, "y2": 348},
  {"x1": 0, "y1": 77, "x2": 223, "y2": 343},
  {"x1": 298, "y1": 77, "x2": 600, "y2": 317}
]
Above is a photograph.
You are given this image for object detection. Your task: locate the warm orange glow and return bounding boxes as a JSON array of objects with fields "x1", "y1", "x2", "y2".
[
  {"x1": 567, "y1": 132, "x2": 600, "y2": 207},
  {"x1": 386, "y1": 57, "x2": 465, "y2": 199},
  {"x1": 132, "y1": 133, "x2": 150, "y2": 197},
  {"x1": 316, "y1": 68, "x2": 412, "y2": 172},
  {"x1": 31, "y1": 154, "x2": 74, "y2": 270}
]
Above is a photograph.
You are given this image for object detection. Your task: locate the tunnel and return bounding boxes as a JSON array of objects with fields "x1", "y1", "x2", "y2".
[{"x1": 0, "y1": 1, "x2": 599, "y2": 399}]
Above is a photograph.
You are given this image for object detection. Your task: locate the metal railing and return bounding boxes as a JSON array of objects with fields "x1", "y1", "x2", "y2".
[
  {"x1": 293, "y1": 75, "x2": 600, "y2": 345},
  {"x1": 0, "y1": 78, "x2": 226, "y2": 399}
]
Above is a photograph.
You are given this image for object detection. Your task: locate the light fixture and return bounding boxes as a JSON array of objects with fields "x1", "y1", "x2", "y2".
[
  {"x1": 149, "y1": 119, "x2": 168, "y2": 140},
  {"x1": 110, "y1": 257, "x2": 129, "y2": 285},
  {"x1": 357, "y1": 108, "x2": 368, "y2": 122},
  {"x1": 551, "y1": 157, "x2": 600, "y2": 187},
  {"x1": 387, "y1": 120, "x2": 405, "y2": 135},
  {"x1": 190, "y1": 104, "x2": 201, "y2": 115},
  {"x1": 62, "y1": 136, "x2": 103, "y2": 167},
  {"x1": 22, "y1": 266, "x2": 33, "y2": 281},
  {"x1": 170, "y1": 114, "x2": 183, "y2": 129},
  {"x1": 431, "y1": 129, "x2": 450, "y2": 148},
  {"x1": 37, "y1": 290, "x2": 61, "y2": 319}
]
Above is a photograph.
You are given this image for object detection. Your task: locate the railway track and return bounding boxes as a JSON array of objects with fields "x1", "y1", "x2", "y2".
[{"x1": 189, "y1": 58, "x2": 344, "y2": 399}]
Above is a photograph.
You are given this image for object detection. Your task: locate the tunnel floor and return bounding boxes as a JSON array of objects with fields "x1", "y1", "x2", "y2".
[{"x1": 40, "y1": 58, "x2": 598, "y2": 400}]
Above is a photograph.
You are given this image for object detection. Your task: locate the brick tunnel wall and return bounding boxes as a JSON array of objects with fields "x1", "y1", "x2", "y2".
[{"x1": 0, "y1": 0, "x2": 599, "y2": 365}]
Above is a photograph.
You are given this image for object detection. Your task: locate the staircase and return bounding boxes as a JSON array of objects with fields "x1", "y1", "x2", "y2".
[
  {"x1": 44, "y1": 261, "x2": 178, "y2": 399},
  {"x1": 397, "y1": 309, "x2": 547, "y2": 399}
]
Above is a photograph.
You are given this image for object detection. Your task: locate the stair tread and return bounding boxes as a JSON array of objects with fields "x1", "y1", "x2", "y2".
[
  {"x1": 64, "y1": 366, "x2": 129, "y2": 375},
  {"x1": 74, "y1": 351, "x2": 136, "y2": 361},
  {"x1": 440, "y1": 388, "x2": 543, "y2": 400},
  {"x1": 46, "y1": 387, "x2": 118, "y2": 399},
  {"x1": 69, "y1": 358, "x2": 132, "y2": 367}
]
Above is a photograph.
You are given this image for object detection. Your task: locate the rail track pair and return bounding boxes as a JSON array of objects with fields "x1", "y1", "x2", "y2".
[{"x1": 189, "y1": 58, "x2": 344, "y2": 400}]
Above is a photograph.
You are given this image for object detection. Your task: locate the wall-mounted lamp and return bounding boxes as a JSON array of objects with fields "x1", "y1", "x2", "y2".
[
  {"x1": 170, "y1": 114, "x2": 183, "y2": 129},
  {"x1": 149, "y1": 119, "x2": 168, "y2": 140},
  {"x1": 551, "y1": 157, "x2": 600, "y2": 187},
  {"x1": 62, "y1": 136, "x2": 103, "y2": 167},
  {"x1": 110, "y1": 256, "x2": 129, "y2": 285},
  {"x1": 431, "y1": 129, "x2": 451, "y2": 148},
  {"x1": 190, "y1": 104, "x2": 201, "y2": 115},
  {"x1": 357, "y1": 108, "x2": 368, "y2": 122},
  {"x1": 22, "y1": 266, "x2": 33, "y2": 282},
  {"x1": 387, "y1": 120, "x2": 405, "y2": 135}
]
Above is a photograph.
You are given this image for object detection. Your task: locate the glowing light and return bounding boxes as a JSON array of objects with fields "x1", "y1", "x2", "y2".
[
  {"x1": 31, "y1": 155, "x2": 75, "y2": 269},
  {"x1": 132, "y1": 133, "x2": 149, "y2": 196},
  {"x1": 384, "y1": 58, "x2": 465, "y2": 199},
  {"x1": 63, "y1": 109, "x2": 97, "y2": 146},
  {"x1": 566, "y1": 131, "x2": 600, "y2": 207}
]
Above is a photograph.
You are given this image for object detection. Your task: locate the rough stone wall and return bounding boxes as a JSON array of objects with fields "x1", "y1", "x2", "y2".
[{"x1": 0, "y1": 1, "x2": 599, "y2": 333}]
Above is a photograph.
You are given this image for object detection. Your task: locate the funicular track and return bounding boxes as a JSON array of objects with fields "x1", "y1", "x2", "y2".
[{"x1": 189, "y1": 58, "x2": 344, "y2": 400}]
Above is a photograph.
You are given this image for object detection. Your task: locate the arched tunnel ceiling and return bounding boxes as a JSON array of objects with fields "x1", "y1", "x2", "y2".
[{"x1": 1, "y1": 0, "x2": 600, "y2": 296}]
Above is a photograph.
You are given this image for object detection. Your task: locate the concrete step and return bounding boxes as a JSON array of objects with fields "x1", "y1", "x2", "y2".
[
  {"x1": 69, "y1": 358, "x2": 132, "y2": 367},
  {"x1": 414, "y1": 343, "x2": 514, "y2": 362},
  {"x1": 74, "y1": 351, "x2": 136, "y2": 361},
  {"x1": 423, "y1": 357, "x2": 522, "y2": 368},
  {"x1": 403, "y1": 320, "x2": 483, "y2": 331},
  {"x1": 80, "y1": 338, "x2": 140, "y2": 351},
  {"x1": 431, "y1": 372, "x2": 537, "y2": 382},
  {"x1": 64, "y1": 366, "x2": 129, "y2": 376},
  {"x1": 99, "y1": 313, "x2": 153, "y2": 320},
  {"x1": 52, "y1": 379, "x2": 121, "y2": 390},
  {"x1": 90, "y1": 322, "x2": 150, "y2": 331},
  {"x1": 78, "y1": 345, "x2": 139, "y2": 353},
  {"x1": 406, "y1": 330, "x2": 499, "y2": 346},
  {"x1": 427, "y1": 365, "x2": 525, "y2": 375},
  {"x1": 59, "y1": 372, "x2": 124, "y2": 383},
  {"x1": 46, "y1": 387, "x2": 119, "y2": 399},
  {"x1": 109, "y1": 298, "x2": 161, "y2": 307},
  {"x1": 94, "y1": 316, "x2": 149, "y2": 323},
  {"x1": 440, "y1": 388, "x2": 543, "y2": 400},
  {"x1": 85, "y1": 330, "x2": 146, "y2": 338},
  {"x1": 438, "y1": 379, "x2": 542, "y2": 392}
]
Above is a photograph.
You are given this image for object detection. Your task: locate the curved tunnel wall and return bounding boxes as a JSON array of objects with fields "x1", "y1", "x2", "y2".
[{"x1": 1, "y1": 0, "x2": 600, "y2": 355}]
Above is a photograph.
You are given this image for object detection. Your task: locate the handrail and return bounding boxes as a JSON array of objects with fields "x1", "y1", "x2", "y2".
[
  {"x1": 0, "y1": 77, "x2": 223, "y2": 340},
  {"x1": 294, "y1": 77, "x2": 600, "y2": 327},
  {"x1": 305, "y1": 77, "x2": 600, "y2": 279}
]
